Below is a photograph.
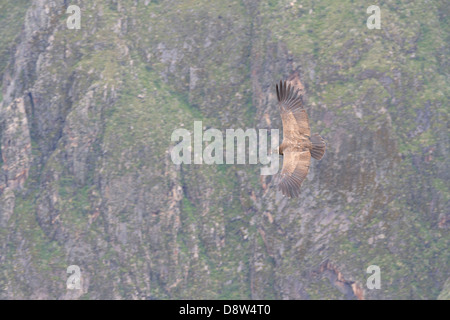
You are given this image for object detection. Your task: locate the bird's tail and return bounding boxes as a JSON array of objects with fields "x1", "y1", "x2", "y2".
[{"x1": 310, "y1": 133, "x2": 326, "y2": 160}]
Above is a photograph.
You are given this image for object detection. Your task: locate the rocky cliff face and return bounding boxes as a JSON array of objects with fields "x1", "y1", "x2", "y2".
[{"x1": 0, "y1": 0, "x2": 448, "y2": 299}]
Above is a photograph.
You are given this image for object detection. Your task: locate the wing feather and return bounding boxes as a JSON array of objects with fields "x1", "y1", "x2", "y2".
[
  {"x1": 276, "y1": 80, "x2": 310, "y2": 138},
  {"x1": 278, "y1": 151, "x2": 311, "y2": 198}
]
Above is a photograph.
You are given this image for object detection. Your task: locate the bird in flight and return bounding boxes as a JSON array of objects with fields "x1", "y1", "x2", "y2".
[{"x1": 274, "y1": 80, "x2": 326, "y2": 198}]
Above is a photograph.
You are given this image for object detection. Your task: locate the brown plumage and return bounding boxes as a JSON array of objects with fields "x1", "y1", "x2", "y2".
[{"x1": 275, "y1": 80, "x2": 326, "y2": 198}]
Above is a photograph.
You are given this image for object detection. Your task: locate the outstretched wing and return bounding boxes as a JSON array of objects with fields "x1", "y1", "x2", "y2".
[
  {"x1": 276, "y1": 80, "x2": 310, "y2": 139},
  {"x1": 278, "y1": 151, "x2": 311, "y2": 198}
]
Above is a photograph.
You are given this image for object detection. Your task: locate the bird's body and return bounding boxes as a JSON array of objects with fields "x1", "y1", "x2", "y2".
[{"x1": 275, "y1": 80, "x2": 326, "y2": 198}]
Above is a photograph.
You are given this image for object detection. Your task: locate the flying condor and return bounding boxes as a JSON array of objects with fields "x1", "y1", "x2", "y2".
[{"x1": 275, "y1": 80, "x2": 326, "y2": 198}]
